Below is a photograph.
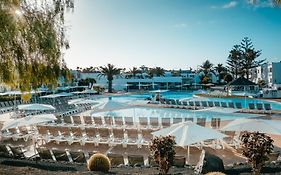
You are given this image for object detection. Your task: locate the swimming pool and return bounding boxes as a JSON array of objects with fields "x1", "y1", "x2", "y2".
[{"x1": 108, "y1": 91, "x2": 281, "y2": 110}]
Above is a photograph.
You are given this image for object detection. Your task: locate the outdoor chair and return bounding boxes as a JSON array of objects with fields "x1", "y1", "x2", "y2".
[
  {"x1": 93, "y1": 116, "x2": 103, "y2": 127},
  {"x1": 201, "y1": 101, "x2": 208, "y2": 107},
  {"x1": 207, "y1": 101, "x2": 214, "y2": 107},
  {"x1": 195, "y1": 101, "x2": 201, "y2": 107},
  {"x1": 108, "y1": 153, "x2": 125, "y2": 167},
  {"x1": 161, "y1": 117, "x2": 171, "y2": 128},
  {"x1": 221, "y1": 102, "x2": 228, "y2": 108},
  {"x1": 63, "y1": 116, "x2": 73, "y2": 125},
  {"x1": 188, "y1": 101, "x2": 195, "y2": 106},
  {"x1": 235, "y1": 102, "x2": 242, "y2": 109},
  {"x1": 196, "y1": 118, "x2": 206, "y2": 127},
  {"x1": 104, "y1": 116, "x2": 113, "y2": 127},
  {"x1": 0, "y1": 145, "x2": 12, "y2": 158},
  {"x1": 211, "y1": 118, "x2": 221, "y2": 129},
  {"x1": 139, "y1": 117, "x2": 149, "y2": 128},
  {"x1": 124, "y1": 117, "x2": 135, "y2": 127},
  {"x1": 8, "y1": 146, "x2": 26, "y2": 159},
  {"x1": 248, "y1": 103, "x2": 255, "y2": 111},
  {"x1": 72, "y1": 116, "x2": 82, "y2": 125},
  {"x1": 83, "y1": 116, "x2": 93, "y2": 125},
  {"x1": 112, "y1": 128, "x2": 125, "y2": 143},
  {"x1": 214, "y1": 101, "x2": 220, "y2": 107},
  {"x1": 173, "y1": 117, "x2": 183, "y2": 124},
  {"x1": 113, "y1": 116, "x2": 124, "y2": 127},
  {"x1": 149, "y1": 117, "x2": 159, "y2": 129},
  {"x1": 264, "y1": 103, "x2": 272, "y2": 114},
  {"x1": 69, "y1": 151, "x2": 87, "y2": 163},
  {"x1": 52, "y1": 149, "x2": 70, "y2": 162},
  {"x1": 256, "y1": 103, "x2": 264, "y2": 111},
  {"x1": 228, "y1": 102, "x2": 235, "y2": 108},
  {"x1": 37, "y1": 147, "x2": 55, "y2": 161}
]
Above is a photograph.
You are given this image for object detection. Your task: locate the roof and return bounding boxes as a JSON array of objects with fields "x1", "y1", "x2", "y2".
[{"x1": 228, "y1": 77, "x2": 257, "y2": 86}]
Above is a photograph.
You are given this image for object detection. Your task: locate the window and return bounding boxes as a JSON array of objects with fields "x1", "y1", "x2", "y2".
[
  {"x1": 270, "y1": 67, "x2": 272, "y2": 72},
  {"x1": 270, "y1": 78, "x2": 272, "y2": 83}
]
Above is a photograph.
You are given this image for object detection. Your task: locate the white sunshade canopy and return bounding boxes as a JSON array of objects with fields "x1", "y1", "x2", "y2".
[
  {"x1": 221, "y1": 118, "x2": 281, "y2": 135},
  {"x1": 68, "y1": 99, "x2": 98, "y2": 105},
  {"x1": 97, "y1": 98, "x2": 128, "y2": 111},
  {"x1": 1, "y1": 114, "x2": 57, "y2": 130},
  {"x1": 40, "y1": 92, "x2": 71, "y2": 98},
  {"x1": 18, "y1": 103, "x2": 56, "y2": 111},
  {"x1": 152, "y1": 121, "x2": 226, "y2": 147}
]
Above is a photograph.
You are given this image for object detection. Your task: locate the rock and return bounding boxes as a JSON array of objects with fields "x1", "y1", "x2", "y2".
[{"x1": 201, "y1": 152, "x2": 225, "y2": 174}]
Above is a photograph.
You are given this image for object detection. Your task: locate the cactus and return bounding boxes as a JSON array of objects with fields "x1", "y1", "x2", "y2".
[
  {"x1": 206, "y1": 172, "x2": 226, "y2": 175},
  {"x1": 87, "y1": 153, "x2": 111, "y2": 172}
]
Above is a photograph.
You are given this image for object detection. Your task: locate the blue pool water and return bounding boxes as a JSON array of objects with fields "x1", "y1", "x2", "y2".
[
  {"x1": 92, "y1": 106, "x2": 258, "y2": 121},
  {"x1": 108, "y1": 91, "x2": 281, "y2": 110}
]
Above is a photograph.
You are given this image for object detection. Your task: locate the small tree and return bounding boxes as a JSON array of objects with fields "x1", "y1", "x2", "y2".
[
  {"x1": 240, "y1": 132, "x2": 274, "y2": 175},
  {"x1": 150, "y1": 135, "x2": 176, "y2": 175}
]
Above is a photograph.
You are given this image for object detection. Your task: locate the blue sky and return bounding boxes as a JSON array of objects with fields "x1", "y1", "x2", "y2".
[{"x1": 64, "y1": 0, "x2": 281, "y2": 70}]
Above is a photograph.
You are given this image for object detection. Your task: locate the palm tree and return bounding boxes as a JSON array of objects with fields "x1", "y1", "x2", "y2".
[
  {"x1": 200, "y1": 60, "x2": 213, "y2": 77},
  {"x1": 148, "y1": 67, "x2": 165, "y2": 78},
  {"x1": 215, "y1": 64, "x2": 227, "y2": 84},
  {"x1": 129, "y1": 67, "x2": 140, "y2": 78},
  {"x1": 98, "y1": 64, "x2": 123, "y2": 93}
]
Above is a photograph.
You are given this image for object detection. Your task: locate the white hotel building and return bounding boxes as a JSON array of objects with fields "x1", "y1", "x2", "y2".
[
  {"x1": 71, "y1": 70, "x2": 218, "y2": 91},
  {"x1": 251, "y1": 61, "x2": 281, "y2": 88}
]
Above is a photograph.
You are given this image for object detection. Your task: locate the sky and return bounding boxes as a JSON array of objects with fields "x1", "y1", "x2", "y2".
[{"x1": 64, "y1": 0, "x2": 281, "y2": 70}]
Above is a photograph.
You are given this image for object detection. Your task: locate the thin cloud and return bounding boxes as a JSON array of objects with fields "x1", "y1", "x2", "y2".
[
  {"x1": 174, "y1": 23, "x2": 188, "y2": 28},
  {"x1": 223, "y1": 1, "x2": 238, "y2": 8},
  {"x1": 211, "y1": 1, "x2": 238, "y2": 9},
  {"x1": 246, "y1": 0, "x2": 275, "y2": 8}
]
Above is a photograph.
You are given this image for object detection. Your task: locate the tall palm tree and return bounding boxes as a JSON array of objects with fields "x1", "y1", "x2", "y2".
[
  {"x1": 215, "y1": 63, "x2": 227, "y2": 84},
  {"x1": 98, "y1": 64, "x2": 123, "y2": 93},
  {"x1": 129, "y1": 67, "x2": 140, "y2": 78},
  {"x1": 148, "y1": 67, "x2": 165, "y2": 78},
  {"x1": 200, "y1": 60, "x2": 213, "y2": 76}
]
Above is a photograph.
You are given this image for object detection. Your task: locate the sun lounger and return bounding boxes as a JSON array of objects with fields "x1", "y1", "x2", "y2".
[
  {"x1": 214, "y1": 101, "x2": 220, "y2": 107},
  {"x1": 112, "y1": 128, "x2": 125, "y2": 143},
  {"x1": 126, "y1": 128, "x2": 140, "y2": 144},
  {"x1": 196, "y1": 118, "x2": 206, "y2": 127},
  {"x1": 70, "y1": 126, "x2": 84, "y2": 138},
  {"x1": 83, "y1": 116, "x2": 93, "y2": 125},
  {"x1": 267, "y1": 152, "x2": 280, "y2": 162},
  {"x1": 174, "y1": 156, "x2": 186, "y2": 167},
  {"x1": 108, "y1": 153, "x2": 125, "y2": 167},
  {"x1": 98, "y1": 128, "x2": 112, "y2": 143},
  {"x1": 8, "y1": 146, "x2": 26, "y2": 159},
  {"x1": 161, "y1": 118, "x2": 171, "y2": 128},
  {"x1": 184, "y1": 117, "x2": 194, "y2": 122},
  {"x1": 188, "y1": 101, "x2": 195, "y2": 106},
  {"x1": 195, "y1": 101, "x2": 201, "y2": 107},
  {"x1": 207, "y1": 101, "x2": 214, "y2": 107},
  {"x1": 221, "y1": 102, "x2": 227, "y2": 108},
  {"x1": 104, "y1": 116, "x2": 113, "y2": 127},
  {"x1": 63, "y1": 116, "x2": 73, "y2": 125},
  {"x1": 211, "y1": 118, "x2": 221, "y2": 129},
  {"x1": 149, "y1": 117, "x2": 159, "y2": 129},
  {"x1": 72, "y1": 116, "x2": 82, "y2": 125},
  {"x1": 0, "y1": 145, "x2": 12, "y2": 158},
  {"x1": 248, "y1": 103, "x2": 255, "y2": 111},
  {"x1": 69, "y1": 151, "x2": 87, "y2": 163},
  {"x1": 235, "y1": 102, "x2": 242, "y2": 109},
  {"x1": 173, "y1": 117, "x2": 183, "y2": 124},
  {"x1": 124, "y1": 117, "x2": 134, "y2": 127},
  {"x1": 114, "y1": 116, "x2": 124, "y2": 127},
  {"x1": 182, "y1": 101, "x2": 188, "y2": 107},
  {"x1": 52, "y1": 149, "x2": 70, "y2": 162},
  {"x1": 201, "y1": 101, "x2": 208, "y2": 107},
  {"x1": 256, "y1": 103, "x2": 264, "y2": 111},
  {"x1": 128, "y1": 155, "x2": 144, "y2": 167},
  {"x1": 85, "y1": 127, "x2": 98, "y2": 141},
  {"x1": 264, "y1": 103, "x2": 272, "y2": 114},
  {"x1": 140, "y1": 129, "x2": 153, "y2": 144},
  {"x1": 228, "y1": 102, "x2": 235, "y2": 108},
  {"x1": 93, "y1": 116, "x2": 103, "y2": 127},
  {"x1": 37, "y1": 147, "x2": 55, "y2": 161},
  {"x1": 139, "y1": 117, "x2": 149, "y2": 128}
]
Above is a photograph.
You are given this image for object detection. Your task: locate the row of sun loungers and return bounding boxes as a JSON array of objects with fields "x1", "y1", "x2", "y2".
[
  {"x1": 53, "y1": 115, "x2": 213, "y2": 129},
  {"x1": 247, "y1": 103, "x2": 272, "y2": 113}
]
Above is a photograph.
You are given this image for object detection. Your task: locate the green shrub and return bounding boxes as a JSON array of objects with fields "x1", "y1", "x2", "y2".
[
  {"x1": 240, "y1": 132, "x2": 274, "y2": 175},
  {"x1": 87, "y1": 153, "x2": 111, "y2": 172},
  {"x1": 206, "y1": 172, "x2": 226, "y2": 175},
  {"x1": 149, "y1": 135, "x2": 176, "y2": 175}
]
